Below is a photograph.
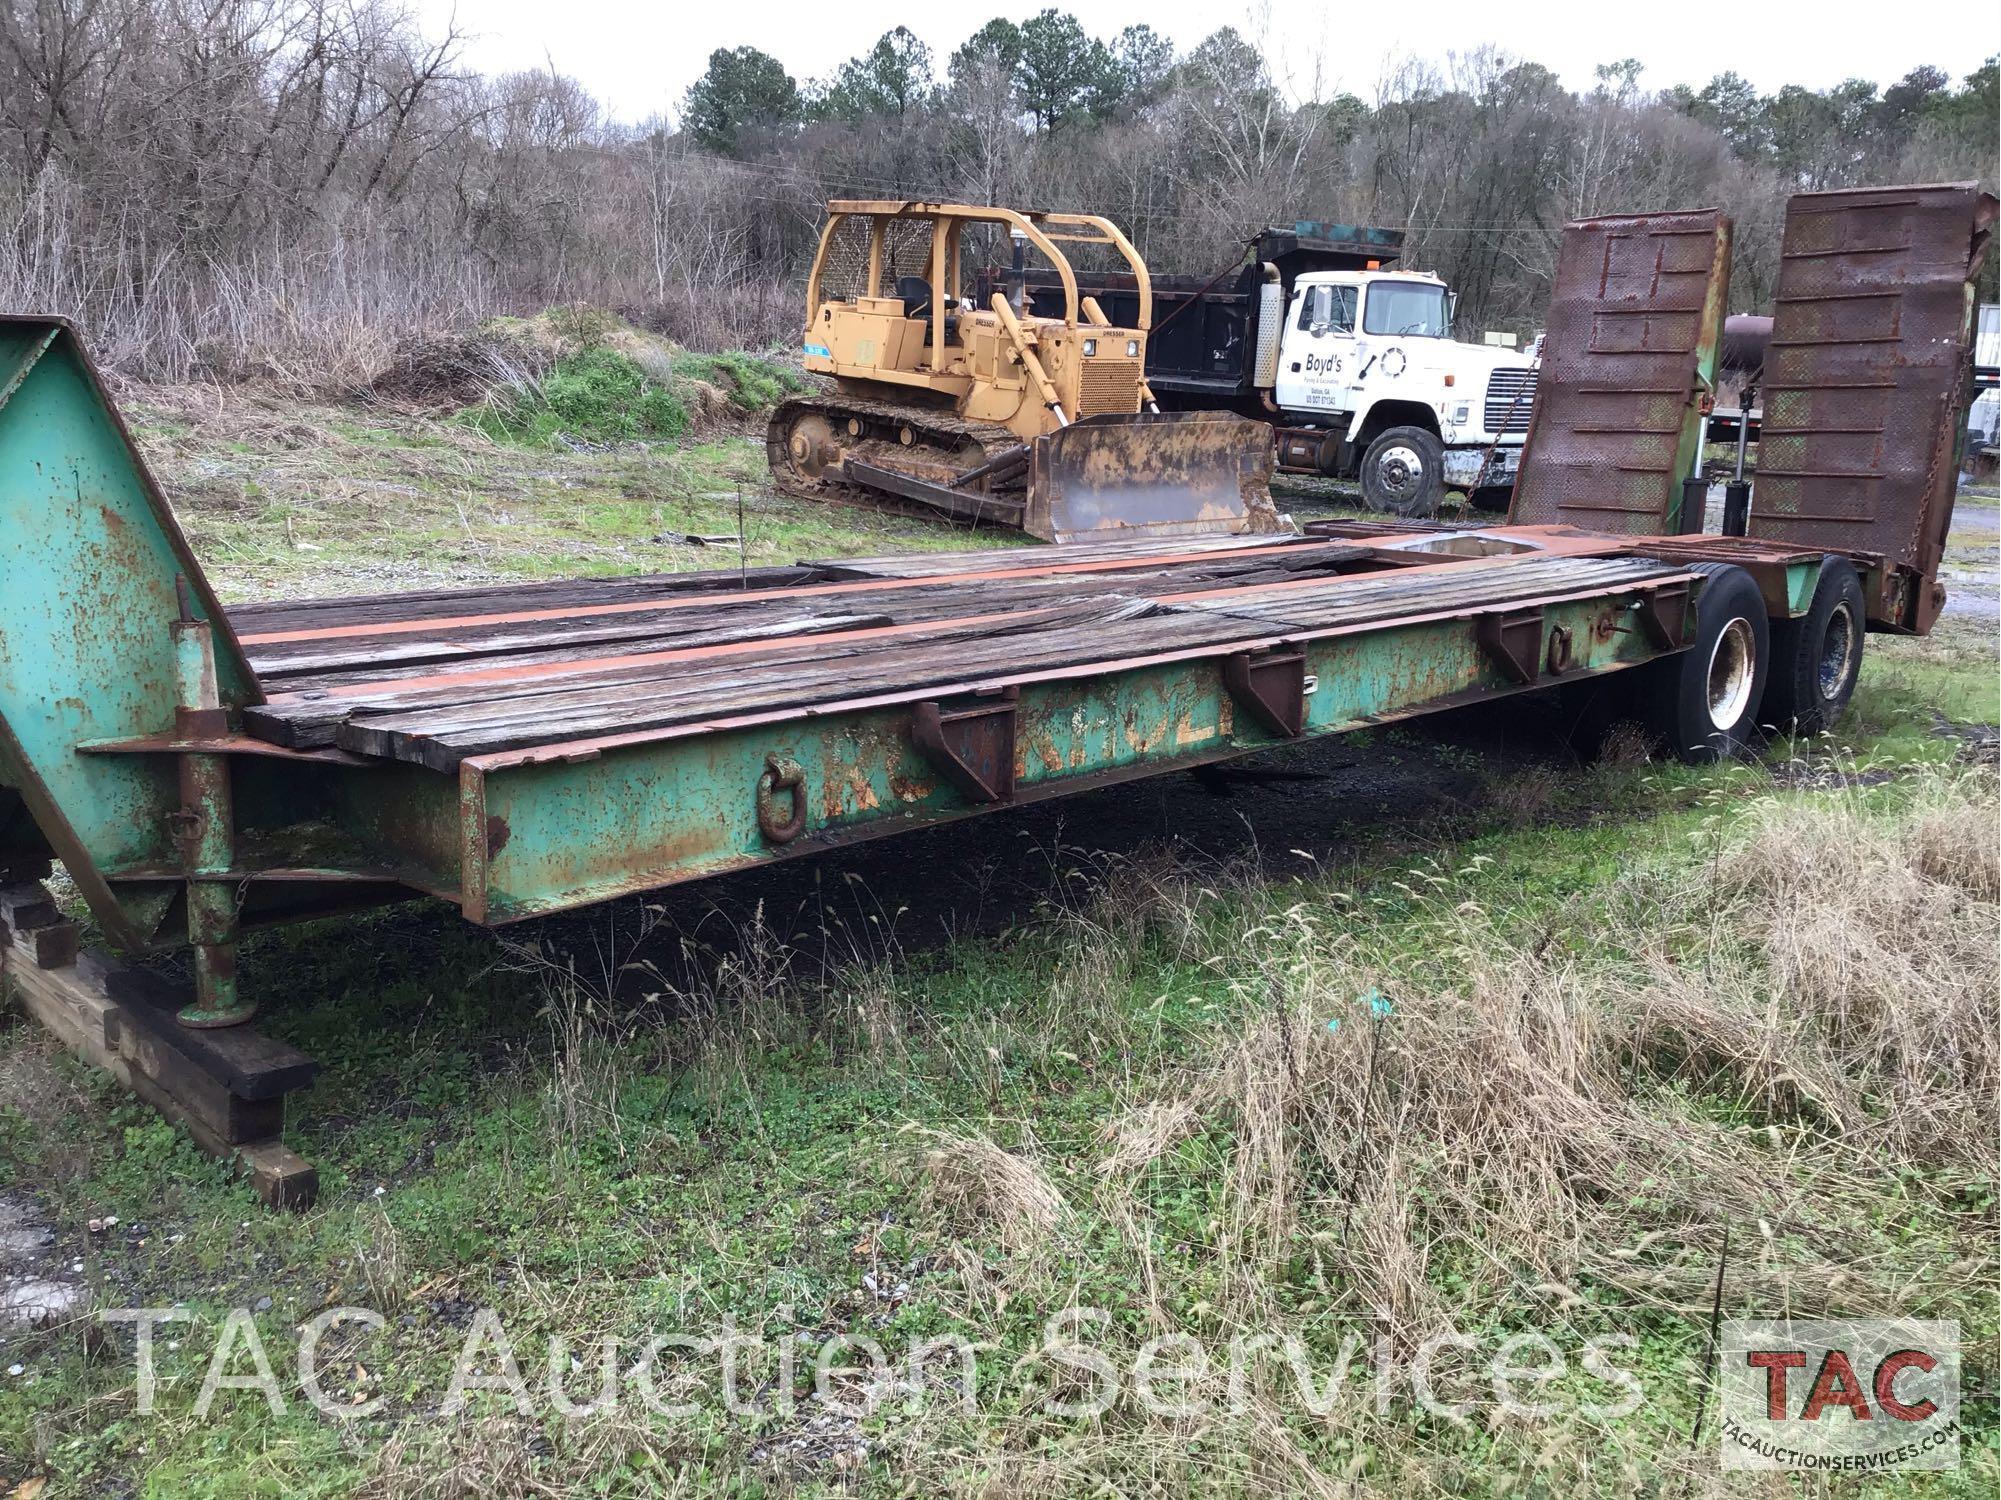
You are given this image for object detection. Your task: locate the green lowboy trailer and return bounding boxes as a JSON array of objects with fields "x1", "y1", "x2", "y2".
[{"x1": 0, "y1": 186, "x2": 1987, "y2": 1204}]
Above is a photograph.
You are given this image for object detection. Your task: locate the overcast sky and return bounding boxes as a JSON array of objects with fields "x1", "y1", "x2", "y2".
[{"x1": 415, "y1": 0, "x2": 1999, "y2": 124}]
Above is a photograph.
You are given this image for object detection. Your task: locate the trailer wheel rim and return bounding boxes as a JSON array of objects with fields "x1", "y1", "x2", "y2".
[
  {"x1": 1817, "y1": 602, "x2": 1858, "y2": 698},
  {"x1": 1706, "y1": 617, "x2": 1756, "y2": 729},
  {"x1": 1374, "y1": 444, "x2": 1424, "y2": 502}
]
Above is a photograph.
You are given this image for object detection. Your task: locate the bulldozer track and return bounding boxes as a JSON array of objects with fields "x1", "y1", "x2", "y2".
[{"x1": 766, "y1": 394, "x2": 1027, "y2": 524}]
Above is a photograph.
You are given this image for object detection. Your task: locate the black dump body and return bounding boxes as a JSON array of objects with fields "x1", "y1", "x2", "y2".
[{"x1": 977, "y1": 222, "x2": 1404, "y2": 413}]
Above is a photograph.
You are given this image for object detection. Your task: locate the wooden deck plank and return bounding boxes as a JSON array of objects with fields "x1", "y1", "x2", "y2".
[
  {"x1": 341, "y1": 607, "x2": 1245, "y2": 772},
  {"x1": 241, "y1": 554, "x2": 1381, "y2": 745},
  {"x1": 226, "y1": 564, "x2": 828, "y2": 634},
  {"x1": 250, "y1": 556, "x2": 1344, "y2": 684},
  {"x1": 805, "y1": 532, "x2": 1323, "y2": 579},
  {"x1": 230, "y1": 540, "x2": 1368, "y2": 649},
  {"x1": 245, "y1": 596, "x2": 1153, "y2": 749},
  {"x1": 231, "y1": 542, "x2": 1688, "y2": 771},
  {"x1": 329, "y1": 555, "x2": 1691, "y2": 772},
  {"x1": 250, "y1": 608, "x2": 893, "y2": 682}
]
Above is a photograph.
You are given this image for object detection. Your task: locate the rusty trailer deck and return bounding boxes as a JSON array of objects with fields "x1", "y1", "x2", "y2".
[{"x1": 98, "y1": 528, "x2": 1721, "y2": 936}]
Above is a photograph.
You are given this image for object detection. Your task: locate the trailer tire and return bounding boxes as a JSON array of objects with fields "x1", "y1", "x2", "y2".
[
  {"x1": 1641, "y1": 563, "x2": 1770, "y2": 763},
  {"x1": 1760, "y1": 557, "x2": 1864, "y2": 737},
  {"x1": 1359, "y1": 426, "x2": 1445, "y2": 516}
]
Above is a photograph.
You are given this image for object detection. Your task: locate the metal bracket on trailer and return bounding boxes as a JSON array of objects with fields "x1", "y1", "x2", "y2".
[
  {"x1": 1223, "y1": 648, "x2": 1309, "y2": 738},
  {"x1": 1475, "y1": 608, "x2": 1547, "y2": 686},
  {"x1": 1634, "y1": 581, "x2": 1693, "y2": 650},
  {"x1": 912, "y1": 691, "x2": 1019, "y2": 804}
]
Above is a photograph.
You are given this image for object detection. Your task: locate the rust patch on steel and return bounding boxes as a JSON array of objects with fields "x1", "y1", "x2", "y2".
[
  {"x1": 887, "y1": 769, "x2": 936, "y2": 802},
  {"x1": 484, "y1": 815, "x2": 511, "y2": 857},
  {"x1": 1749, "y1": 183, "x2": 1998, "y2": 629},
  {"x1": 1510, "y1": 210, "x2": 1731, "y2": 533}
]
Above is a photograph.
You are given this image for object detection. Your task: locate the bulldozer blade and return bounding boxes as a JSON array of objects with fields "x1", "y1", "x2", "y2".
[{"x1": 1025, "y1": 412, "x2": 1281, "y2": 543}]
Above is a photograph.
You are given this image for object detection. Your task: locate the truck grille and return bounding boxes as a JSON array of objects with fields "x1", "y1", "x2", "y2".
[
  {"x1": 1483, "y1": 369, "x2": 1537, "y2": 432},
  {"x1": 1077, "y1": 358, "x2": 1141, "y2": 417}
]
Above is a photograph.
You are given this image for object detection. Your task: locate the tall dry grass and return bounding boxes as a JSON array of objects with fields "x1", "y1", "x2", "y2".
[
  {"x1": 333, "y1": 766, "x2": 1996, "y2": 1496},
  {"x1": 1, "y1": 172, "x2": 509, "y2": 386},
  {"x1": 1073, "y1": 765, "x2": 1998, "y2": 1363},
  {"x1": 1, "y1": 168, "x2": 797, "y2": 388}
]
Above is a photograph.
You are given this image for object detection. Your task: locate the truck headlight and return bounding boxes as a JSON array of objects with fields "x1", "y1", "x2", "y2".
[
  {"x1": 1082, "y1": 339, "x2": 1097, "y2": 357},
  {"x1": 1126, "y1": 339, "x2": 1139, "y2": 357},
  {"x1": 1452, "y1": 403, "x2": 1470, "y2": 425}
]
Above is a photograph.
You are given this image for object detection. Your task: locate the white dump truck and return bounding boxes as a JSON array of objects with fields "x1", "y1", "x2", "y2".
[{"x1": 1004, "y1": 223, "x2": 1540, "y2": 516}]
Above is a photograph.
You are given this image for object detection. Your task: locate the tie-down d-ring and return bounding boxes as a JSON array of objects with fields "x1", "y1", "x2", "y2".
[
  {"x1": 1546, "y1": 624, "x2": 1575, "y2": 675},
  {"x1": 756, "y1": 754, "x2": 807, "y2": 844}
]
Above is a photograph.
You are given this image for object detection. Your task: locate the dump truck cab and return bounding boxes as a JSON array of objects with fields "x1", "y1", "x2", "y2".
[{"x1": 1269, "y1": 268, "x2": 1540, "y2": 506}]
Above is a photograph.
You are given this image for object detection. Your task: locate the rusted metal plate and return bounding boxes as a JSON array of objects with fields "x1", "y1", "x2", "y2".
[
  {"x1": 1749, "y1": 183, "x2": 1998, "y2": 629},
  {"x1": 0, "y1": 316, "x2": 260, "y2": 952},
  {"x1": 1509, "y1": 210, "x2": 1731, "y2": 533}
]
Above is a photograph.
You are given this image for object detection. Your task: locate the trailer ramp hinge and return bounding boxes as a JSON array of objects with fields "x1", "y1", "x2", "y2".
[
  {"x1": 1223, "y1": 648, "x2": 1308, "y2": 738},
  {"x1": 1475, "y1": 607, "x2": 1546, "y2": 686},
  {"x1": 1634, "y1": 582, "x2": 1692, "y2": 650},
  {"x1": 912, "y1": 692, "x2": 1018, "y2": 805}
]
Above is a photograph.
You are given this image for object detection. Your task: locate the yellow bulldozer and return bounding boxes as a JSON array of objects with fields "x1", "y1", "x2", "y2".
[{"x1": 767, "y1": 200, "x2": 1279, "y2": 542}]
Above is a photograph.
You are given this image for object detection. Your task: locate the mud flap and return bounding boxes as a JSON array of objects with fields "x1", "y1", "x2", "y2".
[{"x1": 1025, "y1": 412, "x2": 1280, "y2": 543}]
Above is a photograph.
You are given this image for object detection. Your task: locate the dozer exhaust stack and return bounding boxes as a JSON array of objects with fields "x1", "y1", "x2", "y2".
[{"x1": 1025, "y1": 412, "x2": 1279, "y2": 542}]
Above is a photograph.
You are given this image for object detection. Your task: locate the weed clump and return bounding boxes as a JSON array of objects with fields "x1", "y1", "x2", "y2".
[
  {"x1": 457, "y1": 311, "x2": 806, "y2": 448},
  {"x1": 469, "y1": 347, "x2": 689, "y2": 447},
  {"x1": 671, "y1": 350, "x2": 808, "y2": 413}
]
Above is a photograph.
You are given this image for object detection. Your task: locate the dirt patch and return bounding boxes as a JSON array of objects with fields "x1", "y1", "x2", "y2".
[
  {"x1": 1940, "y1": 498, "x2": 2000, "y2": 625},
  {"x1": 1931, "y1": 713, "x2": 2000, "y2": 766}
]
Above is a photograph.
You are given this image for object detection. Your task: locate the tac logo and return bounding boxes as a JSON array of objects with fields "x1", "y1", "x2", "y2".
[{"x1": 1719, "y1": 1320, "x2": 1960, "y2": 1472}]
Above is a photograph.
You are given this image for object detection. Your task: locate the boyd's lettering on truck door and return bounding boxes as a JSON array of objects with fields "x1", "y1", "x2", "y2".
[{"x1": 1301, "y1": 353, "x2": 1343, "y2": 377}]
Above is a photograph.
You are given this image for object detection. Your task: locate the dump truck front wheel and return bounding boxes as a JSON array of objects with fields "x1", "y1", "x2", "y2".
[
  {"x1": 1760, "y1": 557, "x2": 1864, "y2": 737},
  {"x1": 1360, "y1": 426, "x2": 1445, "y2": 517}
]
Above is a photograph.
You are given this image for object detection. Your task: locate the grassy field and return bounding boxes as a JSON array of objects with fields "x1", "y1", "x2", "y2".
[
  {"x1": 0, "y1": 379, "x2": 1996, "y2": 1498},
  {"x1": 121, "y1": 383, "x2": 1028, "y2": 607}
]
